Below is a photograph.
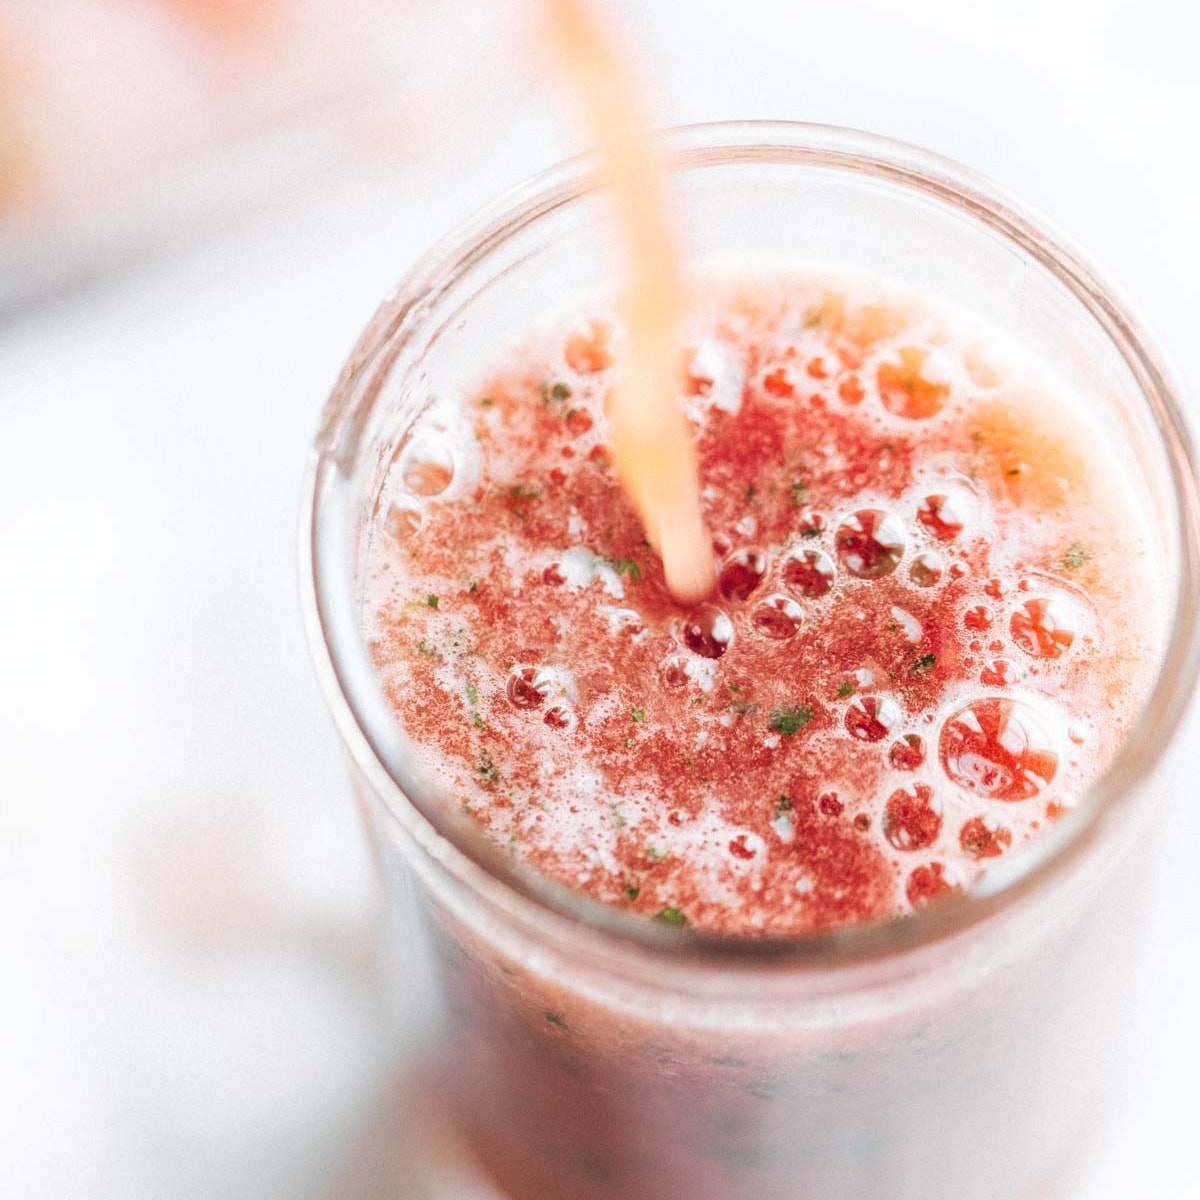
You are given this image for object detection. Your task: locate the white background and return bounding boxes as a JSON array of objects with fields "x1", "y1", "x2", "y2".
[{"x1": 3, "y1": 2, "x2": 1199, "y2": 1197}]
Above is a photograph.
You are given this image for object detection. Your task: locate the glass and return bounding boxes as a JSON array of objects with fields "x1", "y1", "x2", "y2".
[{"x1": 302, "y1": 123, "x2": 1200, "y2": 1199}]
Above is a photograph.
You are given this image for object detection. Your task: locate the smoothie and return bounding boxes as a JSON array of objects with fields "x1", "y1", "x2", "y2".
[
  {"x1": 344, "y1": 266, "x2": 1169, "y2": 1198},
  {"x1": 366, "y1": 269, "x2": 1161, "y2": 938}
]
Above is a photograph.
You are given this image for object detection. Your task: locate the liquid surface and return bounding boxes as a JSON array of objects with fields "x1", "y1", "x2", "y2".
[{"x1": 367, "y1": 269, "x2": 1163, "y2": 936}]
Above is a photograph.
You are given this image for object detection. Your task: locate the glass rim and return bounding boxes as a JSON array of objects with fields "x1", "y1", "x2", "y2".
[{"x1": 302, "y1": 120, "x2": 1200, "y2": 971}]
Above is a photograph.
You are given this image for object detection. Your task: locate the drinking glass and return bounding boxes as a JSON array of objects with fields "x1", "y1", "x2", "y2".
[{"x1": 302, "y1": 122, "x2": 1200, "y2": 1200}]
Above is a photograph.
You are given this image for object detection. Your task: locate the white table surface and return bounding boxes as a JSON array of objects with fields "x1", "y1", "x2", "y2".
[{"x1": 3, "y1": 2, "x2": 1199, "y2": 1197}]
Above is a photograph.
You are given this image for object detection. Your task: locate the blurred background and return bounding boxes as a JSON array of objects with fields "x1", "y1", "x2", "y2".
[{"x1": 2, "y1": 2, "x2": 1198, "y2": 1197}]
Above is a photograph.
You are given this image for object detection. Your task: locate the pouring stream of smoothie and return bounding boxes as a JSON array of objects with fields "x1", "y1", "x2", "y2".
[{"x1": 542, "y1": 0, "x2": 713, "y2": 602}]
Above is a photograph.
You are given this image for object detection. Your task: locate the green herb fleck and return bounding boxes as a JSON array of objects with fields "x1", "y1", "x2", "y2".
[
  {"x1": 552, "y1": 381, "x2": 571, "y2": 401},
  {"x1": 910, "y1": 653, "x2": 937, "y2": 675},
  {"x1": 645, "y1": 844, "x2": 665, "y2": 864},
  {"x1": 468, "y1": 581, "x2": 480, "y2": 593},
  {"x1": 803, "y1": 308, "x2": 823, "y2": 329},
  {"x1": 479, "y1": 396, "x2": 495, "y2": 408},
  {"x1": 745, "y1": 484, "x2": 758, "y2": 502},
  {"x1": 1061, "y1": 542, "x2": 1091, "y2": 571},
  {"x1": 631, "y1": 706, "x2": 646, "y2": 723},
  {"x1": 426, "y1": 594, "x2": 440, "y2": 609},
  {"x1": 769, "y1": 706, "x2": 814, "y2": 736},
  {"x1": 544, "y1": 1010, "x2": 568, "y2": 1029},
  {"x1": 472, "y1": 713, "x2": 484, "y2": 730},
  {"x1": 477, "y1": 753, "x2": 500, "y2": 787},
  {"x1": 465, "y1": 681, "x2": 479, "y2": 705},
  {"x1": 506, "y1": 483, "x2": 543, "y2": 501},
  {"x1": 800, "y1": 522, "x2": 822, "y2": 538},
  {"x1": 836, "y1": 679, "x2": 855, "y2": 698},
  {"x1": 625, "y1": 885, "x2": 640, "y2": 901},
  {"x1": 610, "y1": 805, "x2": 627, "y2": 830},
  {"x1": 656, "y1": 906, "x2": 687, "y2": 927},
  {"x1": 607, "y1": 557, "x2": 642, "y2": 582},
  {"x1": 416, "y1": 638, "x2": 441, "y2": 659},
  {"x1": 790, "y1": 478, "x2": 809, "y2": 506},
  {"x1": 774, "y1": 795, "x2": 793, "y2": 815}
]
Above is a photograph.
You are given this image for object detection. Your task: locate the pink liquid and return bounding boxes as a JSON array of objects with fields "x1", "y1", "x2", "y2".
[
  {"x1": 368, "y1": 269, "x2": 1159, "y2": 936},
  {"x1": 362, "y1": 268, "x2": 1164, "y2": 1199}
]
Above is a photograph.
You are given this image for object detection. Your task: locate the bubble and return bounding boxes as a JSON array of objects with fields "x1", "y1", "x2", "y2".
[
  {"x1": 906, "y1": 862, "x2": 958, "y2": 908},
  {"x1": 712, "y1": 531, "x2": 734, "y2": 557},
  {"x1": 939, "y1": 698, "x2": 1058, "y2": 801},
  {"x1": 964, "y1": 605, "x2": 992, "y2": 632},
  {"x1": 564, "y1": 320, "x2": 613, "y2": 374},
  {"x1": 385, "y1": 498, "x2": 422, "y2": 540},
  {"x1": 718, "y1": 549, "x2": 768, "y2": 602},
  {"x1": 888, "y1": 733, "x2": 926, "y2": 770},
  {"x1": 751, "y1": 594, "x2": 803, "y2": 640},
  {"x1": 836, "y1": 510, "x2": 906, "y2": 579},
  {"x1": 845, "y1": 695, "x2": 901, "y2": 742},
  {"x1": 544, "y1": 705, "x2": 576, "y2": 731},
  {"x1": 565, "y1": 408, "x2": 594, "y2": 436},
  {"x1": 910, "y1": 552, "x2": 944, "y2": 587},
  {"x1": 819, "y1": 792, "x2": 844, "y2": 817},
  {"x1": 683, "y1": 605, "x2": 734, "y2": 659},
  {"x1": 762, "y1": 365, "x2": 795, "y2": 398},
  {"x1": 1010, "y1": 598, "x2": 1076, "y2": 659},
  {"x1": 916, "y1": 493, "x2": 968, "y2": 540},
  {"x1": 959, "y1": 816, "x2": 1012, "y2": 859},
  {"x1": 838, "y1": 373, "x2": 865, "y2": 405},
  {"x1": 979, "y1": 659, "x2": 1017, "y2": 687},
  {"x1": 851, "y1": 666, "x2": 877, "y2": 690},
  {"x1": 401, "y1": 440, "x2": 455, "y2": 496},
  {"x1": 877, "y1": 346, "x2": 951, "y2": 419},
  {"x1": 728, "y1": 832, "x2": 765, "y2": 861},
  {"x1": 884, "y1": 784, "x2": 942, "y2": 850},
  {"x1": 507, "y1": 666, "x2": 553, "y2": 710},
  {"x1": 796, "y1": 508, "x2": 827, "y2": 538},
  {"x1": 659, "y1": 655, "x2": 690, "y2": 691},
  {"x1": 782, "y1": 548, "x2": 836, "y2": 598}
]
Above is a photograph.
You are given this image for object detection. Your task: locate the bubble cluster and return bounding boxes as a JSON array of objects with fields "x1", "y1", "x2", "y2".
[{"x1": 365, "y1": 270, "x2": 1148, "y2": 938}]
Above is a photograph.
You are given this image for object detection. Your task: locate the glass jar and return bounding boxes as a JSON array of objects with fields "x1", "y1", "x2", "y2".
[{"x1": 302, "y1": 122, "x2": 1200, "y2": 1200}]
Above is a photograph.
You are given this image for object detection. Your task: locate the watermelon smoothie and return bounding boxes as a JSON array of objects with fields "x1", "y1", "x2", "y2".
[{"x1": 304, "y1": 126, "x2": 1200, "y2": 1200}]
